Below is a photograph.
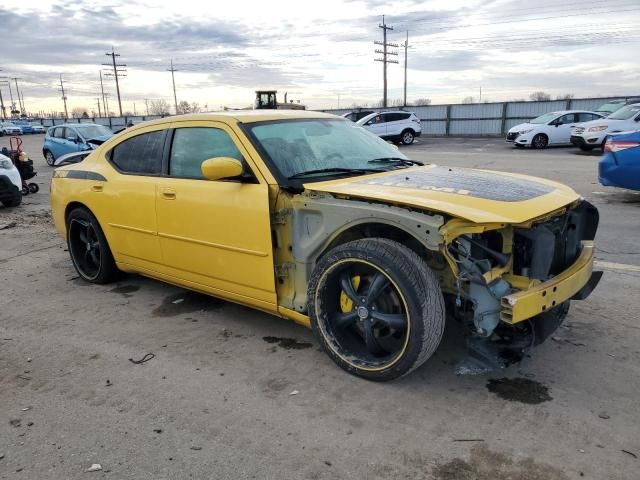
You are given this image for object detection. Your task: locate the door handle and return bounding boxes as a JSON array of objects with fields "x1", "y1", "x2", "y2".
[
  {"x1": 161, "y1": 189, "x2": 176, "y2": 200},
  {"x1": 91, "y1": 185, "x2": 103, "y2": 192}
]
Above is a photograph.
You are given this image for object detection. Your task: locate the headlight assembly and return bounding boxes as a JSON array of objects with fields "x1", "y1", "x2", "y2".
[{"x1": 588, "y1": 125, "x2": 608, "y2": 132}]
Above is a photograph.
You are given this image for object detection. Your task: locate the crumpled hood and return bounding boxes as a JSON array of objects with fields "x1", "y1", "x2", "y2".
[{"x1": 306, "y1": 165, "x2": 580, "y2": 224}]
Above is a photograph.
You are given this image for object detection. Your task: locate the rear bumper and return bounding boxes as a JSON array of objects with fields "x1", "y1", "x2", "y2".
[
  {"x1": 500, "y1": 241, "x2": 598, "y2": 323},
  {"x1": 599, "y1": 153, "x2": 640, "y2": 190},
  {"x1": 0, "y1": 174, "x2": 20, "y2": 201}
]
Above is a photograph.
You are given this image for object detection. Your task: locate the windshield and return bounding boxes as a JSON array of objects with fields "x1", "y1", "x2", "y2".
[
  {"x1": 75, "y1": 125, "x2": 113, "y2": 139},
  {"x1": 530, "y1": 113, "x2": 560, "y2": 124},
  {"x1": 597, "y1": 103, "x2": 623, "y2": 114},
  {"x1": 247, "y1": 119, "x2": 409, "y2": 181},
  {"x1": 607, "y1": 105, "x2": 640, "y2": 120}
]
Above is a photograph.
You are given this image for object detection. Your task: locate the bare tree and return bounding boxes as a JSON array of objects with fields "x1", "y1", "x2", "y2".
[
  {"x1": 462, "y1": 96, "x2": 475, "y2": 104},
  {"x1": 176, "y1": 101, "x2": 202, "y2": 114},
  {"x1": 529, "y1": 91, "x2": 552, "y2": 101},
  {"x1": 149, "y1": 99, "x2": 171, "y2": 115},
  {"x1": 556, "y1": 93, "x2": 575, "y2": 100},
  {"x1": 411, "y1": 98, "x2": 431, "y2": 106},
  {"x1": 71, "y1": 107, "x2": 89, "y2": 118}
]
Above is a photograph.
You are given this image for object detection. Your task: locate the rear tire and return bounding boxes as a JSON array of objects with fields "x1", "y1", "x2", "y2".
[
  {"x1": 308, "y1": 238, "x2": 445, "y2": 381},
  {"x1": 400, "y1": 129, "x2": 415, "y2": 145},
  {"x1": 66, "y1": 207, "x2": 119, "y2": 284},
  {"x1": 531, "y1": 134, "x2": 548, "y2": 149},
  {"x1": 44, "y1": 150, "x2": 55, "y2": 166}
]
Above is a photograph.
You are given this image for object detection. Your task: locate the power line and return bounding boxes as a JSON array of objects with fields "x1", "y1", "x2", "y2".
[
  {"x1": 402, "y1": 31, "x2": 410, "y2": 107},
  {"x1": 102, "y1": 47, "x2": 127, "y2": 116},
  {"x1": 374, "y1": 15, "x2": 398, "y2": 108}
]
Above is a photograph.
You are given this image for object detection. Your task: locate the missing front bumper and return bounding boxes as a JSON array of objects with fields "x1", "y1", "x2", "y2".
[{"x1": 500, "y1": 241, "x2": 598, "y2": 323}]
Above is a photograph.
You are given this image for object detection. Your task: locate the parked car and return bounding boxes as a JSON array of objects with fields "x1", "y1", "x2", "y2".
[
  {"x1": 356, "y1": 111, "x2": 422, "y2": 145},
  {"x1": 30, "y1": 123, "x2": 46, "y2": 134},
  {"x1": 43, "y1": 123, "x2": 114, "y2": 166},
  {"x1": 506, "y1": 110, "x2": 604, "y2": 149},
  {"x1": 594, "y1": 98, "x2": 640, "y2": 117},
  {"x1": 0, "y1": 122, "x2": 23, "y2": 136},
  {"x1": 0, "y1": 153, "x2": 22, "y2": 207},
  {"x1": 12, "y1": 120, "x2": 34, "y2": 134},
  {"x1": 598, "y1": 131, "x2": 640, "y2": 191},
  {"x1": 50, "y1": 111, "x2": 601, "y2": 381},
  {"x1": 571, "y1": 103, "x2": 640, "y2": 151},
  {"x1": 342, "y1": 110, "x2": 376, "y2": 122}
]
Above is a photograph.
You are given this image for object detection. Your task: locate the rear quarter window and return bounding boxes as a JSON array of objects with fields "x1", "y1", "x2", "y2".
[{"x1": 110, "y1": 130, "x2": 165, "y2": 175}]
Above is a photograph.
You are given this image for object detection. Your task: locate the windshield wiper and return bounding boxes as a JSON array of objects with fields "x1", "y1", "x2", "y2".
[
  {"x1": 368, "y1": 157, "x2": 423, "y2": 167},
  {"x1": 288, "y1": 167, "x2": 382, "y2": 180}
]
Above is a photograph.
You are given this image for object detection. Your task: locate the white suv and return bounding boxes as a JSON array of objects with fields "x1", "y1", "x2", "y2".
[
  {"x1": 356, "y1": 111, "x2": 422, "y2": 145},
  {"x1": 0, "y1": 153, "x2": 22, "y2": 207},
  {"x1": 570, "y1": 103, "x2": 640, "y2": 151}
]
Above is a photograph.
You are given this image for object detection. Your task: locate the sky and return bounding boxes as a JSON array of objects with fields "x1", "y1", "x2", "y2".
[{"x1": 0, "y1": 0, "x2": 639, "y2": 116}]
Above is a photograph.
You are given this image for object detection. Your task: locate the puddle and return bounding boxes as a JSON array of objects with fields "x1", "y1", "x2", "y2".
[
  {"x1": 263, "y1": 336, "x2": 313, "y2": 350},
  {"x1": 110, "y1": 285, "x2": 140, "y2": 296},
  {"x1": 486, "y1": 377, "x2": 552, "y2": 404},
  {"x1": 152, "y1": 291, "x2": 225, "y2": 317}
]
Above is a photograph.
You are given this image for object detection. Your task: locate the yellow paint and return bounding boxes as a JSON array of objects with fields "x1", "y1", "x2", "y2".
[
  {"x1": 201, "y1": 157, "x2": 243, "y2": 181},
  {"x1": 500, "y1": 241, "x2": 595, "y2": 323}
]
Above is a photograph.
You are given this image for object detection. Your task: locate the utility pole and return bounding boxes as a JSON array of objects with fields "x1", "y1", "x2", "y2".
[
  {"x1": 99, "y1": 71, "x2": 107, "y2": 118},
  {"x1": 167, "y1": 59, "x2": 179, "y2": 115},
  {"x1": 104, "y1": 93, "x2": 111, "y2": 116},
  {"x1": 401, "y1": 31, "x2": 409, "y2": 107},
  {"x1": 96, "y1": 97, "x2": 102, "y2": 117},
  {"x1": 12, "y1": 78, "x2": 23, "y2": 113},
  {"x1": 0, "y1": 70, "x2": 5, "y2": 120},
  {"x1": 58, "y1": 74, "x2": 68, "y2": 119},
  {"x1": 20, "y1": 90, "x2": 26, "y2": 117},
  {"x1": 144, "y1": 98, "x2": 149, "y2": 115},
  {"x1": 1, "y1": 76, "x2": 16, "y2": 115},
  {"x1": 479, "y1": 86, "x2": 482, "y2": 102},
  {"x1": 374, "y1": 15, "x2": 398, "y2": 109},
  {"x1": 103, "y1": 48, "x2": 127, "y2": 116}
]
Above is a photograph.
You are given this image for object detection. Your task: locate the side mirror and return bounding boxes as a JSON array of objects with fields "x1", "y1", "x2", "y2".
[{"x1": 201, "y1": 157, "x2": 243, "y2": 181}]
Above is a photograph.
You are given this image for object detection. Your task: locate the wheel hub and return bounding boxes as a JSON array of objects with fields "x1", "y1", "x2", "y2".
[{"x1": 357, "y1": 305, "x2": 369, "y2": 319}]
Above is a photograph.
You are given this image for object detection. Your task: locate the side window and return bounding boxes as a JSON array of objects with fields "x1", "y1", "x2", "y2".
[
  {"x1": 169, "y1": 127, "x2": 244, "y2": 179},
  {"x1": 111, "y1": 130, "x2": 165, "y2": 175},
  {"x1": 578, "y1": 113, "x2": 596, "y2": 122},
  {"x1": 557, "y1": 114, "x2": 576, "y2": 125},
  {"x1": 53, "y1": 127, "x2": 66, "y2": 139}
]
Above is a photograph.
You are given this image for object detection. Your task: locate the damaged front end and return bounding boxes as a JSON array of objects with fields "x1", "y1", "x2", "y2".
[{"x1": 441, "y1": 199, "x2": 601, "y2": 370}]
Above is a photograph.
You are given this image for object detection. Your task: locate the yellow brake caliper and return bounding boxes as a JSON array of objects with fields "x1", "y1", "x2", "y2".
[{"x1": 340, "y1": 276, "x2": 361, "y2": 312}]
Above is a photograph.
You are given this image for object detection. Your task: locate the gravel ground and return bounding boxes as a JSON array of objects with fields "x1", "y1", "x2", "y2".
[{"x1": 1, "y1": 133, "x2": 639, "y2": 479}]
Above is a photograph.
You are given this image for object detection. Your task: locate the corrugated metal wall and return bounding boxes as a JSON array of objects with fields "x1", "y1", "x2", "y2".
[
  {"x1": 32, "y1": 95, "x2": 636, "y2": 137},
  {"x1": 321, "y1": 95, "x2": 636, "y2": 136}
]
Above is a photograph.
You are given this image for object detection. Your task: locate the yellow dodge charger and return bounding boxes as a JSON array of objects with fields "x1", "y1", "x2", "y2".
[{"x1": 50, "y1": 111, "x2": 601, "y2": 381}]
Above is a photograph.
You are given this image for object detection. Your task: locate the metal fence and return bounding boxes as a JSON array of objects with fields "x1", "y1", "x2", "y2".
[
  {"x1": 321, "y1": 95, "x2": 639, "y2": 136},
  {"x1": 29, "y1": 95, "x2": 639, "y2": 137}
]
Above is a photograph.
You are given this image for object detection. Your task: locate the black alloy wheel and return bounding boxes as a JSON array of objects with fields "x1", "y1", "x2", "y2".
[
  {"x1": 67, "y1": 207, "x2": 118, "y2": 283},
  {"x1": 308, "y1": 238, "x2": 445, "y2": 381},
  {"x1": 531, "y1": 134, "x2": 548, "y2": 149}
]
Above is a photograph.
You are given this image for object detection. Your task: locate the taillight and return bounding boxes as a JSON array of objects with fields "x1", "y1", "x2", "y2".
[
  {"x1": 412, "y1": 118, "x2": 421, "y2": 124},
  {"x1": 604, "y1": 140, "x2": 640, "y2": 152}
]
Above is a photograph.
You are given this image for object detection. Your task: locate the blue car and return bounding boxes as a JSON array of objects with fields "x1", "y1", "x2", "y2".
[
  {"x1": 599, "y1": 131, "x2": 640, "y2": 191},
  {"x1": 12, "y1": 120, "x2": 34, "y2": 134},
  {"x1": 43, "y1": 123, "x2": 114, "y2": 166}
]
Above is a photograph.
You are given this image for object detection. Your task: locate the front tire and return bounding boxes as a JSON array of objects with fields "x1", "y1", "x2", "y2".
[
  {"x1": 308, "y1": 238, "x2": 445, "y2": 381},
  {"x1": 579, "y1": 145, "x2": 594, "y2": 152},
  {"x1": 531, "y1": 134, "x2": 548, "y2": 149},
  {"x1": 66, "y1": 207, "x2": 119, "y2": 284},
  {"x1": 400, "y1": 129, "x2": 415, "y2": 145}
]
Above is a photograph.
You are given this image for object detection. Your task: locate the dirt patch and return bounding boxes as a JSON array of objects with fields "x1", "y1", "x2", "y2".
[
  {"x1": 152, "y1": 291, "x2": 225, "y2": 317},
  {"x1": 263, "y1": 336, "x2": 313, "y2": 350},
  {"x1": 433, "y1": 444, "x2": 569, "y2": 480},
  {"x1": 486, "y1": 377, "x2": 552, "y2": 404}
]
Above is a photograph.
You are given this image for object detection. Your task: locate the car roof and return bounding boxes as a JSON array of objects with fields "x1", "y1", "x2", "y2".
[{"x1": 126, "y1": 110, "x2": 338, "y2": 130}]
